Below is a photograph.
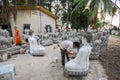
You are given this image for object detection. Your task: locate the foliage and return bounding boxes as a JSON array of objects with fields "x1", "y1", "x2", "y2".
[
  {"x1": 0, "y1": 0, "x2": 17, "y2": 25},
  {"x1": 111, "y1": 26, "x2": 120, "y2": 30},
  {"x1": 10, "y1": 0, "x2": 55, "y2": 11},
  {"x1": 11, "y1": 0, "x2": 25, "y2": 5},
  {"x1": 71, "y1": 0, "x2": 118, "y2": 29},
  {"x1": 95, "y1": 19, "x2": 103, "y2": 29},
  {"x1": 71, "y1": 9, "x2": 89, "y2": 30},
  {"x1": 59, "y1": 0, "x2": 74, "y2": 24},
  {"x1": 38, "y1": 0, "x2": 55, "y2": 11},
  {"x1": 11, "y1": 0, "x2": 36, "y2": 6}
]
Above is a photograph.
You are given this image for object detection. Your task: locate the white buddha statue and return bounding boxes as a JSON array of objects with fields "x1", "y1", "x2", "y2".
[
  {"x1": 28, "y1": 30, "x2": 45, "y2": 56},
  {"x1": 87, "y1": 25, "x2": 92, "y2": 32},
  {"x1": 64, "y1": 32, "x2": 92, "y2": 76}
]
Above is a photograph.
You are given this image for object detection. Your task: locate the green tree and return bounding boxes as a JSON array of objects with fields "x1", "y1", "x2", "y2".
[
  {"x1": 37, "y1": 0, "x2": 55, "y2": 11},
  {"x1": 0, "y1": 0, "x2": 17, "y2": 25},
  {"x1": 71, "y1": 11, "x2": 89, "y2": 31},
  {"x1": 71, "y1": 0, "x2": 118, "y2": 29},
  {"x1": 110, "y1": 0, "x2": 117, "y2": 25},
  {"x1": 59, "y1": 0, "x2": 74, "y2": 27},
  {"x1": 11, "y1": 0, "x2": 36, "y2": 6}
]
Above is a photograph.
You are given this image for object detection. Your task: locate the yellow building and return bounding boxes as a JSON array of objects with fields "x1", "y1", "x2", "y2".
[{"x1": 10, "y1": 6, "x2": 59, "y2": 36}]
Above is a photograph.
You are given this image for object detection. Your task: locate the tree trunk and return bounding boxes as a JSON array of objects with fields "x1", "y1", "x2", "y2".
[
  {"x1": 111, "y1": 0, "x2": 117, "y2": 25},
  {"x1": 93, "y1": 14, "x2": 97, "y2": 29}
]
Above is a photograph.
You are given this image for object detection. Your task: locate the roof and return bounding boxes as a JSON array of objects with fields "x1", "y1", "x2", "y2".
[{"x1": 15, "y1": 6, "x2": 59, "y2": 20}]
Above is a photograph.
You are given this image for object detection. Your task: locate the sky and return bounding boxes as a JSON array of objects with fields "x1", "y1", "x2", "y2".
[
  {"x1": 113, "y1": 0, "x2": 120, "y2": 7},
  {"x1": 105, "y1": 0, "x2": 120, "y2": 27}
]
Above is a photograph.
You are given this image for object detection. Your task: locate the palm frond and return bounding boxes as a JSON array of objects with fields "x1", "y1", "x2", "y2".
[{"x1": 71, "y1": 0, "x2": 89, "y2": 17}]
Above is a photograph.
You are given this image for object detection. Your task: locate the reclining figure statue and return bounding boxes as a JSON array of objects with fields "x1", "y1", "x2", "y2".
[{"x1": 64, "y1": 32, "x2": 92, "y2": 76}]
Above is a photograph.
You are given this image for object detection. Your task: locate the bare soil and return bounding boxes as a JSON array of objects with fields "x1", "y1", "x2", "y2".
[{"x1": 99, "y1": 36, "x2": 120, "y2": 80}]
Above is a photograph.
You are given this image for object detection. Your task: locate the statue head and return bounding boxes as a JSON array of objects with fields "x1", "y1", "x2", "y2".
[
  {"x1": 1, "y1": 30, "x2": 9, "y2": 37},
  {"x1": 82, "y1": 32, "x2": 92, "y2": 44},
  {"x1": 96, "y1": 32, "x2": 102, "y2": 40},
  {"x1": 29, "y1": 29, "x2": 34, "y2": 36},
  {"x1": 87, "y1": 25, "x2": 92, "y2": 32},
  {"x1": 4, "y1": 30, "x2": 9, "y2": 37}
]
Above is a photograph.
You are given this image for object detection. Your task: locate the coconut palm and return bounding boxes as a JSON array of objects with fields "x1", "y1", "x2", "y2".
[
  {"x1": 71, "y1": 0, "x2": 119, "y2": 29},
  {"x1": 110, "y1": 0, "x2": 117, "y2": 25}
]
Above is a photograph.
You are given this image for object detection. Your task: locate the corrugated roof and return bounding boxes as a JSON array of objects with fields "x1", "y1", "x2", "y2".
[{"x1": 15, "y1": 6, "x2": 59, "y2": 20}]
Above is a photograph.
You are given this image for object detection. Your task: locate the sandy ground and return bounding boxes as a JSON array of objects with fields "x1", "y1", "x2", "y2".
[{"x1": 1, "y1": 43, "x2": 108, "y2": 80}]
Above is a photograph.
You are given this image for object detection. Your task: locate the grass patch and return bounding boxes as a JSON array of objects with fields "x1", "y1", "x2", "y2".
[{"x1": 110, "y1": 35, "x2": 120, "y2": 39}]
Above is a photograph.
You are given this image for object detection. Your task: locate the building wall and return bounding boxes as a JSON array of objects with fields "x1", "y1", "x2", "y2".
[{"x1": 10, "y1": 9, "x2": 56, "y2": 36}]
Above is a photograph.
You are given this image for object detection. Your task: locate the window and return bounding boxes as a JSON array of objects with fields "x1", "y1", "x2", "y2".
[
  {"x1": 45, "y1": 25, "x2": 52, "y2": 33},
  {"x1": 1, "y1": 25, "x2": 8, "y2": 29},
  {"x1": 23, "y1": 24, "x2": 30, "y2": 34},
  {"x1": 23, "y1": 24, "x2": 30, "y2": 30}
]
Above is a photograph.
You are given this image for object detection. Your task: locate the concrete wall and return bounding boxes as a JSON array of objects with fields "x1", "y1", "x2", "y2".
[{"x1": 10, "y1": 10, "x2": 56, "y2": 36}]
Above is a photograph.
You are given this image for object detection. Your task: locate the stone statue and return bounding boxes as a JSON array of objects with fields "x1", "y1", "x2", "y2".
[
  {"x1": 87, "y1": 25, "x2": 92, "y2": 32},
  {"x1": 90, "y1": 40, "x2": 101, "y2": 59},
  {"x1": 0, "y1": 28, "x2": 21, "y2": 61},
  {"x1": 64, "y1": 32, "x2": 92, "y2": 76},
  {"x1": 0, "y1": 29, "x2": 14, "y2": 49},
  {"x1": 100, "y1": 30, "x2": 109, "y2": 49},
  {"x1": 0, "y1": 26, "x2": 2, "y2": 35},
  {"x1": 89, "y1": 32, "x2": 102, "y2": 59}
]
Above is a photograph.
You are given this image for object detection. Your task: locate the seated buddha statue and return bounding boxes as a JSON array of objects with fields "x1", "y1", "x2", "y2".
[
  {"x1": 28, "y1": 30, "x2": 45, "y2": 56},
  {"x1": 64, "y1": 32, "x2": 92, "y2": 76}
]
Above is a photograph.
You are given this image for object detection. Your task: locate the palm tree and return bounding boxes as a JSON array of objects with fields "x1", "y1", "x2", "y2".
[
  {"x1": 59, "y1": 0, "x2": 74, "y2": 28},
  {"x1": 71, "y1": 0, "x2": 119, "y2": 29},
  {"x1": 110, "y1": 0, "x2": 117, "y2": 25}
]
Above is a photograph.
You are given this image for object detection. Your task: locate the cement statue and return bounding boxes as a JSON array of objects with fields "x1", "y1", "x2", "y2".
[
  {"x1": 64, "y1": 32, "x2": 92, "y2": 76},
  {"x1": 0, "y1": 29, "x2": 14, "y2": 49},
  {"x1": 28, "y1": 30, "x2": 45, "y2": 56},
  {"x1": 90, "y1": 32, "x2": 102, "y2": 59}
]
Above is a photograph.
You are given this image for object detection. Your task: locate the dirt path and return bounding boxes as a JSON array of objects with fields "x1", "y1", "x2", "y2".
[{"x1": 99, "y1": 36, "x2": 120, "y2": 80}]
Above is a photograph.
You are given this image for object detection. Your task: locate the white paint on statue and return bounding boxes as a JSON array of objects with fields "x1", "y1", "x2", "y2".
[{"x1": 65, "y1": 35, "x2": 92, "y2": 74}]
